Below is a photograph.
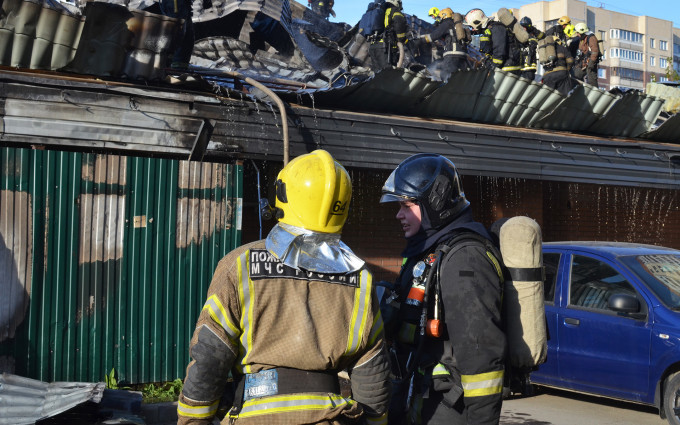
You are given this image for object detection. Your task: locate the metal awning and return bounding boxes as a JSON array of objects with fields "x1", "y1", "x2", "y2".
[{"x1": 2, "y1": 69, "x2": 680, "y2": 189}]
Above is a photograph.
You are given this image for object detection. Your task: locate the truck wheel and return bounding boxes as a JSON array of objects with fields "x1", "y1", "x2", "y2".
[{"x1": 664, "y1": 372, "x2": 680, "y2": 425}]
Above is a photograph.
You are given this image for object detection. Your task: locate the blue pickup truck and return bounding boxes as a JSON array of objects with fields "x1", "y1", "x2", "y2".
[{"x1": 531, "y1": 242, "x2": 680, "y2": 425}]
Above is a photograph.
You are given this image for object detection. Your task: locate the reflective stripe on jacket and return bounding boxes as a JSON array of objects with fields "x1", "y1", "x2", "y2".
[{"x1": 178, "y1": 240, "x2": 390, "y2": 425}]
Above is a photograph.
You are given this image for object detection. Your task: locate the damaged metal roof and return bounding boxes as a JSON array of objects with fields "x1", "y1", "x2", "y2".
[
  {"x1": 0, "y1": 373, "x2": 105, "y2": 425},
  {"x1": 2, "y1": 69, "x2": 680, "y2": 190},
  {"x1": 0, "y1": 0, "x2": 679, "y2": 158}
]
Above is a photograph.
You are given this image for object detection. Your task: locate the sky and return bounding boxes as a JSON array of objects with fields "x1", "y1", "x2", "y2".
[{"x1": 329, "y1": 0, "x2": 680, "y2": 29}]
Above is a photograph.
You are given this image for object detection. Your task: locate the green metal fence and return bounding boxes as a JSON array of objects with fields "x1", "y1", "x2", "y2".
[{"x1": 0, "y1": 147, "x2": 242, "y2": 384}]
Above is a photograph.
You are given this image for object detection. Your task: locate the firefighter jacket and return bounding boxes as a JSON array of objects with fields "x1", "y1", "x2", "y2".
[
  {"x1": 422, "y1": 17, "x2": 468, "y2": 57},
  {"x1": 577, "y1": 33, "x2": 600, "y2": 66},
  {"x1": 544, "y1": 41, "x2": 573, "y2": 75},
  {"x1": 520, "y1": 26, "x2": 544, "y2": 72},
  {"x1": 387, "y1": 215, "x2": 506, "y2": 425},
  {"x1": 382, "y1": 6, "x2": 408, "y2": 45},
  {"x1": 177, "y1": 240, "x2": 391, "y2": 425},
  {"x1": 480, "y1": 21, "x2": 522, "y2": 72}
]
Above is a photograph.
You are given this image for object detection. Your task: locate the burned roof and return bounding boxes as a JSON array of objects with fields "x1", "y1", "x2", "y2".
[{"x1": 0, "y1": 0, "x2": 679, "y2": 184}]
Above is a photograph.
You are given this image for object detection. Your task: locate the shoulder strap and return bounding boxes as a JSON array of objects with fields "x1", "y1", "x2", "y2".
[{"x1": 437, "y1": 231, "x2": 504, "y2": 284}]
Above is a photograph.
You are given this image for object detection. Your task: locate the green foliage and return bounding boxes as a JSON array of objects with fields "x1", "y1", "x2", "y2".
[
  {"x1": 664, "y1": 57, "x2": 680, "y2": 82},
  {"x1": 140, "y1": 379, "x2": 183, "y2": 404},
  {"x1": 104, "y1": 368, "x2": 131, "y2": 390},
  {"x1": 104, "y1": 368, "x2": 182, "y2": 404}
]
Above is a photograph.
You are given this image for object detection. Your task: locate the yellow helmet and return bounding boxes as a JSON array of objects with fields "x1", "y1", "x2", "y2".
[
  {"x1": 275, "y1": 149, "x2": 351, "y2": 234},
  {"x1": 428, "y1": 7, "x2": 440, "y2": 18},
  {"x1": 558, "y1": 15, "x2": 571, "y2": 25},
  {"x1": 439, "y1": 7, "x2": 453, "y2": 20}
]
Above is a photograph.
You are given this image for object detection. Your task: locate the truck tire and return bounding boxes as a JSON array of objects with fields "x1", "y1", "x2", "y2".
[{"x1": 664, "y1": 372, "x2": 680, "y2": 425}]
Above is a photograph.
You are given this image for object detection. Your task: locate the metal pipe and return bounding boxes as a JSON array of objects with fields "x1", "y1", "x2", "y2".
[{"x1": 219, "y1": 70, "x2": 290, "y2": 165}]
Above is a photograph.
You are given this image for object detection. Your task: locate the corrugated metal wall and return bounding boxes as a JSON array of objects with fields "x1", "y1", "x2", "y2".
[{"x1": 0, "y1": 147, "x2": 243, "y2": 384}]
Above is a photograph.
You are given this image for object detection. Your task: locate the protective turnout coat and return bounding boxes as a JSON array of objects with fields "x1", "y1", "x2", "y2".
[
  {"x1": 390, "y1": 221, "x2": 506, "y2": 425},
  {"x1": 480, "y1": 21, "x2": 522, "y2": 73},
  {"x1": 177, "y1": 240, "x2": 391, "y2": 425},
  {"x1": 424, "y1": 18, "x2": 467, "y2": 57}
]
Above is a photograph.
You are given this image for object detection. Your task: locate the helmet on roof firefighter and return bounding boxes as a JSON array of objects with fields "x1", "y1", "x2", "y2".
[
  {"x1": 520, "y1": 16, "x2": 532, "y2": 28},
  {"x1": 386, "y1": 0, "x2": 402, "y2": 9},
  {"x1": 275, "y1": 149, "x2": 351, "y2": 234},
  {"x1": 439, "y1": 7, "x2": 453, "y2": 20},
  {"x1": 558, "y1": 15, "x2": 571, "y2": 25},
  {"x1": 574, "y1": 22, "x2": 589, "y2": 34},
  {"x1": 380, "y1": 153, "x2": 469, "y2": 229},
  {"x1": 465, "y1": 8, "x2": 490, "y2": 30},
  {"x1": 429, "y1": 7, "x2": 440, "y2": 19}
]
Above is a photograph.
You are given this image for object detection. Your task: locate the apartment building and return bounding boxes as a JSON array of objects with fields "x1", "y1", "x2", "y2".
[{"x1": 516, "y1": 0, "x2": 679, "y2": 91}]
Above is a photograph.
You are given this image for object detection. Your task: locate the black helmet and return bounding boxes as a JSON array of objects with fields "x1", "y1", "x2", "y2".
[
  {"x1": 520, "y1": 16, "x2": 532, "y2": 28},
  {"x1": 380, "y1": 154, "x2": 469, "y2": 229}
]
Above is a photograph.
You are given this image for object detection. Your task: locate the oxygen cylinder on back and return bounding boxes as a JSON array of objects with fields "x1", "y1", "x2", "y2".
[
  {"x1": 537, "y1": 35, "x2": 557, "y2": 64},
  {"x1": 452, "y1": 12, "x2": 468, "y2": 42},
  {"x1": 496, "y1": 7, "x2": 529, "y2": 44},
  {"x1": 499, "y1": 216, "x2": 547, "y2": 369}
]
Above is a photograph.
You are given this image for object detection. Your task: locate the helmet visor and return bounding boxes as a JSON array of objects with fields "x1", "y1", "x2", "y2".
[{"x1": 380, "y1": 169, "x2": 414, "y2": 203}]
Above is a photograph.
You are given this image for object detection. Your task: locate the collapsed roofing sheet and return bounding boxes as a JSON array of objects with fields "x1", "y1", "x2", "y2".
[
  {"x1": 0, "y1": 0, "x2": 678, "y2": 143},
  {"x1": 290, "y1": 67, "x2": 670, "y2": 139},
  {"x1": 642, "y1": 114, "x2": 680, "y2": 142},
  {"x1": 0, "y1": 373, "x2": 105, "y2": 425},
  {"x1": 646, "y1": 82, "x2": 680, "y2": 114}
]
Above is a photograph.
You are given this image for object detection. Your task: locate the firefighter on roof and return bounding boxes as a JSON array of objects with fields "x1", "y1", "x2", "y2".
[
  {"x1": 419, "y1": 7, "x2": 471, "y2": 81},
  {"x1": 465, "y1": 8, "x2": 522, "y2": 75},
  {"x1": 380, "y1": 154, "x2": 506, "y2": 425},
  {"x1": 573, "y1": 22, "x2": 601, "y2": 88},
  {"x1": 368, "y1": 0, "x2": 409, "y2": 70},
  {"x1": 177, "y1": 150, "x2": 391, "y2": 425}
]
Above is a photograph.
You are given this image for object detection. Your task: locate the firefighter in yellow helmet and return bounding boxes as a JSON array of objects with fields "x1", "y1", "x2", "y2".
[
  {"x1": 546, "y1": 15, "x2": 578, "y2": 56},
  {"x1": 428, "y1": 7, "x2": 441, "y2": 23},
  {"x1": 573, "y1": 22, "x2": 600, "y2": 87},
  {"x1": 177, "y1": 150, "x2": 391, "y2": 425},
  {"x1": 419, "y1": 7, "x2": 471, "y2": 81}
]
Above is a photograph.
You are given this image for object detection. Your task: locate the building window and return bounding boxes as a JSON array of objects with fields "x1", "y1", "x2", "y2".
[
  {"x1": 650, "y1": 37, "x2": 655, "y2": 48},
  {"x1": 609, "y1": 48, "x2": 643, "y2": 62},
  {"x1": 660, "y1": 76, "x2": 670, "y2": 82},
  {"x1": 611, "y1": 67, "x2": 643, "y2": 81},
  {"x1": 660, "y1": 40, "x2": 668, "y2": 51},
  {"x1": 598, "y1": 68, "x2": 606, "y2": 79},
  {"x1": 650, "y1": 56, "x2": 655, "y2": 66},
  {"x1": 545, "y1": 19, "x2": 558, "y2": 31},
  {"x1": 660, "y1": 57, "x2": 668, "y2": 69},
  {"x1": 610, "y1": 29, "x2": 642, "y2": 43}
]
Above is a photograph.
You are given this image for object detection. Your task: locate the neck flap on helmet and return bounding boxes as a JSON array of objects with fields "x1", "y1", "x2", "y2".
[{"x1": 265, "y1": 222, "x2": 365, "y2": 274}]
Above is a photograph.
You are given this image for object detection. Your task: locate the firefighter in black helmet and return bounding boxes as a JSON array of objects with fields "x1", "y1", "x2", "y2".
[
  {"x1": 380, "y1": 153, "x2": 506, "y2": 425},
  {"x1": 518, "y1": 16, "x2": 543, "y2": 81}
]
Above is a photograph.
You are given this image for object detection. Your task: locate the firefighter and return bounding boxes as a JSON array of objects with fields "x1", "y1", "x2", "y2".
[
  {"x1": 309, "y1": 0, "x2": 336, "y2": 20},
  {"x1": 542, "y1": 38, "x2": 576, "y2": 95},
  {"x1": 519, "y1": 16, "x2": 543, "y2": 81},
  {"x1": 465, "y1": 8, "x2": 522, "y2": 75},
  {"x1": 573, "y1": 22, "x2": 600, "y2": 88},
  {"x1": 428, "y1": 7, "x2": 441, "y2": 24},
  {"x1": 546, "y1": 15, "x2": 578, "y2": 58},
  {"x1": 419, "y1": 7, "x2": 470, "y2": 81},
  {"x1": 381, "y1": 154, "x2": 506, "y2": 425},
  {"x1": 368, "y1": 0, "x2": 409, "y2": 70},
  {"x1": 159, "y1": 0, "x2": 194, "y2": 69},
  {"x1": 177, "y1": 150, "x2": 391, "y2": 425}
]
